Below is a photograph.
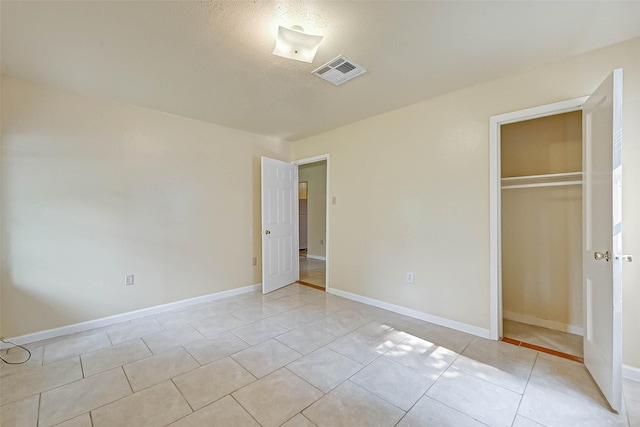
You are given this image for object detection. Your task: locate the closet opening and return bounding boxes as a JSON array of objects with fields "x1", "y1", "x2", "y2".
[{"x1": 499, "y1": 110, "x2": 584, "y2": 362}]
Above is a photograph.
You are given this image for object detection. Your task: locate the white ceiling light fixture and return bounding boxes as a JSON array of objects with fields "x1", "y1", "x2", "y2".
[{"x1": 272, "y1": 25, "x2": 323, "y2": 63}]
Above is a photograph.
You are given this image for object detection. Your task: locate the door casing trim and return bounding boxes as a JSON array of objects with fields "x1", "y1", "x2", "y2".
[{"x1": 489, "y1": 97, "x2": 588, "y2": 340}]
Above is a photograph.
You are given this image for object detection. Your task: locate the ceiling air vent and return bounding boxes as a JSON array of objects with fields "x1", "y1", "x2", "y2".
[{"x1": 312, "y1": 55, "x2": 366, "y2": 86}]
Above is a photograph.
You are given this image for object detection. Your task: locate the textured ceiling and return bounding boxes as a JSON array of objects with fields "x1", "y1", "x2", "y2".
[{"x1": 2, "y1": 1, "x2": 640, "y2": 141}]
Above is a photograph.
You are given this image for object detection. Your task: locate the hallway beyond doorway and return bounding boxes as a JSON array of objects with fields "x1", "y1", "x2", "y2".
[{"x1": 299, "y1": 252, "x2": 325, "y2": 289}]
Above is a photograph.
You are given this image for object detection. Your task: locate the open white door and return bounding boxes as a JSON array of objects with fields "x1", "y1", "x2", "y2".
[
  {"x1": 261, "y1": 157, "x2": 299, "y2": 294},
  {"x1": 582, "y1": 68, "x2": 625, "y2": 412}
]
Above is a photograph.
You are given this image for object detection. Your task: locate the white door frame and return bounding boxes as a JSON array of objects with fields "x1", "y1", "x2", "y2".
[
  {"x1": 293, "y1": 154, "x2": 330, "y2": 291},
  {"x1": 489, "y1": 97, "x2": 588, "y2": 340}
]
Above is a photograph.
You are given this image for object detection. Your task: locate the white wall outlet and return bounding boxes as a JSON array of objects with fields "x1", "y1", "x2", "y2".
[
  {"x1": 125, "y1": 274, "x2": 134, "y2": 286},
  {"x1": 406, "y1": 272, "x2": 414, "y2": 284},
  {"x1": 252, "y1": 257, "x2": 257, "y2": 266}
]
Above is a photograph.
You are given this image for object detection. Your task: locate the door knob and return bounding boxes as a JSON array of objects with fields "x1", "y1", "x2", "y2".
[
  {"x1": 264, "y1": 230, "x2": 271, "y2": 235},
  {"x1": 594, "y1": 251, "x2": 611, "y2": 262}
]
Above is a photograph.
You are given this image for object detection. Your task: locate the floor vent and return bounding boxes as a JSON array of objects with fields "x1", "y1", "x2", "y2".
[{"x1": 312, "y1": 55, "x2": 366, "y2": 86}]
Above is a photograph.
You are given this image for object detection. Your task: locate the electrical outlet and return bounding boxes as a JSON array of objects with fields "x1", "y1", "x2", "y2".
[
  {"x1": 406, "y1": 272, "x2": 414, "y2": 284},
  {"x1": 252, "y1": 257, "x2": 257, "y2": 266},
  {"x1": 125, "y1": 274, "x2": 134, "y2": 286},
  {"x1": 320, "y1": 239, "x2": 324, "y2": 245}
]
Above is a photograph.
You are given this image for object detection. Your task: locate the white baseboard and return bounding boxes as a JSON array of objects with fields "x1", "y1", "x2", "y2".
[
  {"x1": 0, "y1": 283, "x2": 261, "y2": 349},
  {"x1": 623, "y1": 365, "x2": 640, "y2": 382},
  {"x1": 503, "y1": 310, "x2": 584, "y2": 336},
  {"x1": 306, "y1": 255, "x2": 326, "y2": 261},
  {"x1": 327, "y1": 288, "x2": 491, "y2": 339}
]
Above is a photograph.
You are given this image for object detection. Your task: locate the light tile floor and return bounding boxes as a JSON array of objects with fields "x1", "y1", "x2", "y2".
[
  {"x1": 503, "y1": 319, "x2": 584, "y2": 358},
  {"x1": 299, "y1": 256, "x2": 325, "y2": 288},
  {"x1": 1, "y1": 284, "x2": 638, "y2": 427}
]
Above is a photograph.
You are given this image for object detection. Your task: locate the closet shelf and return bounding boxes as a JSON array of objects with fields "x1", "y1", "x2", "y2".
[{"x1": 501, "y1": 172, "x2": 582, "y2": 190}]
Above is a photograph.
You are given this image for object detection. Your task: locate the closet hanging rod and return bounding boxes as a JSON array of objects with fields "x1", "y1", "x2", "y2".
[
  {"x1": 502, "y1": 180, "x2": 583, "y2": 190},
  {"x1": 501, "y1": 171, "x2": 582, "y2": 182}
]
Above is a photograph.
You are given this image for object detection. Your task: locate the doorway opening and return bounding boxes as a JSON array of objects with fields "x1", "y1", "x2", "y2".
[
  {"x1": 489, "y1": 97, "x2": 588, "y2": 361},
  {"x1": 500, "y1": 110, "x2": 584, "y2": 362},
  {"x1": 295, "y1": 155, "x2": 329, "y2": 291},
  {"x1": 299, "y1": 181, "x2": 309, "y2": 257}
]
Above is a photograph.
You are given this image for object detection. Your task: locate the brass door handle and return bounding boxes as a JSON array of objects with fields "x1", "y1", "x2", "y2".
[{"x1": 594, "y1": 251, "x2": 611, "y2": 262}]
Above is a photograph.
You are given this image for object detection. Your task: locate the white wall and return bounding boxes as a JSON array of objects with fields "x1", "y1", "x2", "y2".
[
  {"x1": 0, "y1": 77, "x2": 290, "y2": 337},
  {"x1": 291, "y1": 37, "x2": 640, "y2": 369},
  {"x1": 298, "y1": 161, "x2": 326, "y2": 258}
]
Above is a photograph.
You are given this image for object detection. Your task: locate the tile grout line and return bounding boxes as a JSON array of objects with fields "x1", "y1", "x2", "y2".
[
  {"x1": 281, "y1": 365, "x2": 327, "y2": 396},
  {"x1": 120, "y1": 365, "x2": 135, "y2": 395},
  {"x1": 139, "y1": 336, "x2": 154, "y2": 358},
  {"x1": 128, "y1": 347, "x2": 202, "y2": 393},
  {"x1": 36, "y1": 393, "x2": 41, "y2": 427},
  {"x1": 273, "y1": 330, "x2": 339, "y2": 357},
  {"x1": 229, "y1": 393, "x2": 264, "y2": 426},
  {"x1": 79, "y1": 354, "x2": 86, "y2": 379},
  {"x1": 418, "y1": 336, "x2": 469, "y2": 402},
  {"x1": 169, "y1": 377, "x2": 196, "y2": 413},
  {"x1": 510, "y1": 352, "x2": 540, "y2": 427},
  {"x1": 279, "y1": 366, "x2": 326, "y2": 423},
  {"x1": 105, "y1": 328, "x2": 115, "y2": 347},
  {"x1": 181, "y1": 343, "x2": 206, "y2": 367}
]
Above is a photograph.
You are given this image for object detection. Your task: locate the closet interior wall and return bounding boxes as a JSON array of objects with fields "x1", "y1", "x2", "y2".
[{"x1": 501, "y1": 111, "x2": 584, "y2": 334}]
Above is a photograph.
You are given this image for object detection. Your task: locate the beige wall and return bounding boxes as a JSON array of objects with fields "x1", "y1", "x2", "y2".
[
  {"x1": 0, "y1": 77, "x2": 290, "y2": 337},
  {"x1": 501, "y1": 112, "x2": 583, "y2": 331},
  {"x1": 298, "y1": 161, "x2": 326, "y2": 258},
  {"x1": 291, "y1": 37, "x2": 640, "y2": 369},
  {"x1": 502, "y1": 186, "x2": 583, "y2": 330},
  {"x1": 501, "y1": 112, "x2": 582, "y2": 178}
]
